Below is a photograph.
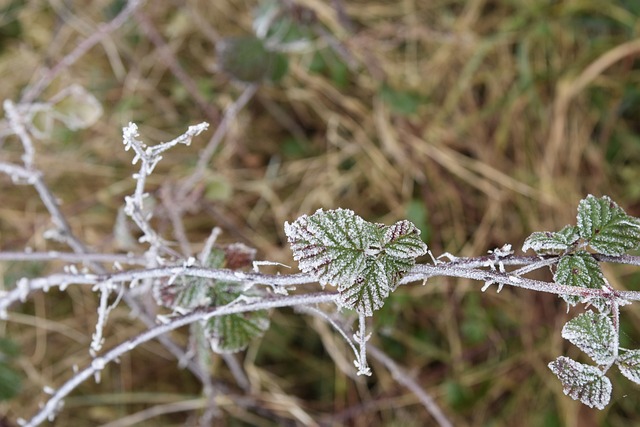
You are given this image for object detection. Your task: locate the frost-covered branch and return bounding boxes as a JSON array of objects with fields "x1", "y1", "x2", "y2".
[
  {"x1": 21, "y1": 292, "x2": 338, "y2": 427},
  {"x1": 5, "y1": 254, "x2": 640, "y2": 318}
]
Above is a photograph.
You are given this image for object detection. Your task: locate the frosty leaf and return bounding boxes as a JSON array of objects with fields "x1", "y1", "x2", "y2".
[
  {"x1": 548, "y1": 356, "x2": 612, "y2": 409},
  {"x1": 339, "y1": 259, "x2": 389, "y2": 317},
  {"x1": 203, "y1": 282, "x2": 270, "y2": 354},
  {"x1": 383, "y1": 220, "x2": 429, "y2": 258},
  {"x1": 522, "y1": 225, "x2": 579, "y2": 254},
  {"x1": 285, "y1": 209, "x2": 428, "y2": 316},
  {"x1": 156, "y1": 247, "x2": 269, "y2": 353},
  {"x1": 616, "y1": 349, "x2": 640, "y2": 384},
  {"x1": 285, "y1": 209, "x2": 379, "y2": 286},
  {"x1": 554, "y1": 250, "x2": 605, "y2": 309},
  {"x1": 158, "y1": 249, "x2": 226, "y2": 310},
  {"x1": 576, "y1": 195, "x2": 640, "y2": 256},
  {"x1": 173, "y1": 277, "x2": 211, "y2": 310},
  {"x1": 562, "y1": 312, "x2": 617, "y2": 365}
]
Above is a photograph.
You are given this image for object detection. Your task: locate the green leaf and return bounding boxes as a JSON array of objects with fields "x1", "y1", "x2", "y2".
[
  {"x1": 548, "y1": 356, "x2": 612, "y2": 409},
  {"x1": 616, "y1": 349, "x2": 640, "y2": 384},
  {"x1": 203, "y1": 282, "x2": 270, "y2": 354},
  {"x1": 554, "y1": 250, "x2": 606, "y2": 309},
  {"x1": 576, "y1": 195, "x2": 640, "y2": 256},
  {"x1": 562, "y1": 312, "x2": 617, "y2": 365},
  {"x1": 379, "y1": 83, "x2": 424, "y2": 115},
  {"x1": 285, "y1": 209, "x2": 428, "y2": 316},
  {"x1": 217, "y1": 36, "x2": 288, "y2": 83},
  {"x1": 0, "y1": 337, "x2": 21, "y2": 401},
  {"x1": 173, "y1": 277, "x2": 211, "y2": 311},
  {"x1": 0, "y1": 362, "x2": 22, "y2": 401},
  {"x1": 522, "y1": 225, "x2": 579, "y2": 254}
]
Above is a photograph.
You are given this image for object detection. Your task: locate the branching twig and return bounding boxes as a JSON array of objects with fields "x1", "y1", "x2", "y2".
[{"x1": 21, "y1": 292, "x2": 338, "y2": 427}]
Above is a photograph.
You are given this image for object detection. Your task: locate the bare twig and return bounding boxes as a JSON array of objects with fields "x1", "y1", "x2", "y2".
[{"x1": 20, "y1": 0, "x2": 144, "y2": 104}]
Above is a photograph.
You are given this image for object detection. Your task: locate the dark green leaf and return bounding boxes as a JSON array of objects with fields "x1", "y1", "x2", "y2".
[
  {"x1": 217, "y1": 36, "x2": 288, "y2": 83},
  {"x1": 0, "y1": 337, "x2": 21, "y2": 401},
  {"x1": 0, "y1": 363, "x2": 22, "y2": 401},
  {"x1": 554, "y1": 250, "x2": 605, "y2": 309},
  {"x1": 379, "y1": 83, "x2": 423, "y2": 115}
]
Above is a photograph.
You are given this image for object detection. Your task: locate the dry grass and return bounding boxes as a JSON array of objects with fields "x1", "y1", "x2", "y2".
[{"x1": 2, "y1": 0, "x2": 640, "y2": 425}]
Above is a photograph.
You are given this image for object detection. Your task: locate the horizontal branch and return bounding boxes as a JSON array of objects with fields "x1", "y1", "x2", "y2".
[
  {"x1": 0, "y1": 251, "x2": 146, "y2": 265},
  {"x1": 23, "y1": 291, "x2": 338, "y2": 427},
  {"x1": 5, "y1": 253, "x2": 640, "y2": 316}
]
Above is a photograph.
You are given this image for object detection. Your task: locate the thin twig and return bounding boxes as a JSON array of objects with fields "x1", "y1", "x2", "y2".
[
  {"x1": 181, "y1": 84, "x2": 259, "y2": 194},
  {"x1": 368, "y1": 345, "x2": 453, "y2": 427},
  {"x1": 20, "y1": 0, "x2": 144, "y2": 104},
  {"x1": 22, "y1": 292, "x2": 338, "y2": 427}
]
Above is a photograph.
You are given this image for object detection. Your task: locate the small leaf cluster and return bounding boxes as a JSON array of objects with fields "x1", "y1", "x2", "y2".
[
  {"x1": 522, "y1": 195, "x2": 640, "y2": 409},
  {"x1": 155, "y1": 244, "x2": 270, "y2": 354},
  {"x1": 549, "y1": 312, "x2": 640, "y2": 409},
  {"x1": 285, "y1": 208, "x2": 428, "y2": 316},
  {"x1": 523, "y1": 194, "x2": 640, "y2": 309}
]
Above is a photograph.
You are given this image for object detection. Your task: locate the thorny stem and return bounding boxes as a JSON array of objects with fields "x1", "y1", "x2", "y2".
[
  {"x1": 5, "y1": 255, "x2": 640, "y2": 315},
  {"x1": 22, "y1": 292, "x2": 338, "y2": 427},
  {"x1": 300, "y1": 306, "x2": 453, "y2": 427}
]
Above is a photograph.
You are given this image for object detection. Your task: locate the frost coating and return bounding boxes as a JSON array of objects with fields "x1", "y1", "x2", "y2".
[
  {"x1": 554, "y1": 250, "x2": 606, "y2": 310},
  {"x1": 522, "y1": 225, "x2": 579, "y2": 254},
  {"x1": 561, "y1": 312, "x2": 617, "y2": 365},
  {"x1": 616, "y1": 349, "x2": 640, "y2": 384},
  {"x1": 548, "y1": 356, "x2": 612, "y2": 409},
  {"x1": 285, "y1": 209, "x2": 428, "y2": 316},
  {"x1": 577, "y1": 194, "x2": 640, "y2": 256}
]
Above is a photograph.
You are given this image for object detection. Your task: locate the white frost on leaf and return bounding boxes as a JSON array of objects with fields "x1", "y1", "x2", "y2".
[
  {"x1": 616, "y1": 349, "x2": 640, "y2": 385},
  {"x1": 548, "y1": 356, "x2": 611, "y2": 410},
  {"x1": 576, "y1": 194, "x2": 640, "y2": 256},
  {"x1": 522, "y1": 225, "x2": 579, "y2": 254},
  {"x1": 554, "y1": 250, "x2": 606, "y2": 310},
  {"x1": 285, "y1": 209, "x2": 428, "y2": 316},
  {"x1": 561, "y1": 311, "x2": 617, "y2": 365}
]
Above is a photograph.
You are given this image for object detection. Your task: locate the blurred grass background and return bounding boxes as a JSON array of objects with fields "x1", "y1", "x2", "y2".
[{"x1": 1, "y1": 0, "x2": 640, "y2": 425}]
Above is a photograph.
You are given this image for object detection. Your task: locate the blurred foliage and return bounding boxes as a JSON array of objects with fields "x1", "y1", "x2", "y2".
[
  {"x1": 0, "y1": 337, "x2": 22, "y2": 401},
  {"x1": 2, "y1": 0, "x2": 640, "y2": 425}
]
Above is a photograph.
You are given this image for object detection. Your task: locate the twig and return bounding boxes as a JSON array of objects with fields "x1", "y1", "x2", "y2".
[
  {"x1": 133, "y1": 9, "x2": 218, "y2": 121},
  {"x1": 368, "y1": 345, "x2": 453, "y2": 427},
  {"x1": 181, "y1": 84, "x2": 259, "y2": 194},
  {"x1": 0, "y1": 251, "x2": 145, "y2": 265},
  {"x1": 22, "y1": 292, "x2": 338, "y2": 427},
  {"x1": 20, "y1": 0, "x2": 144, "y2": 104}
]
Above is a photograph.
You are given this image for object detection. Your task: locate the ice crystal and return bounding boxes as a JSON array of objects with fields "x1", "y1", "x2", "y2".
[
  {"x1": 548, "y1": 356, "x2": 611, "y2": 409},
  {"x1": 285, "y1": 209, "x2": 428, "y2": 316}
]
